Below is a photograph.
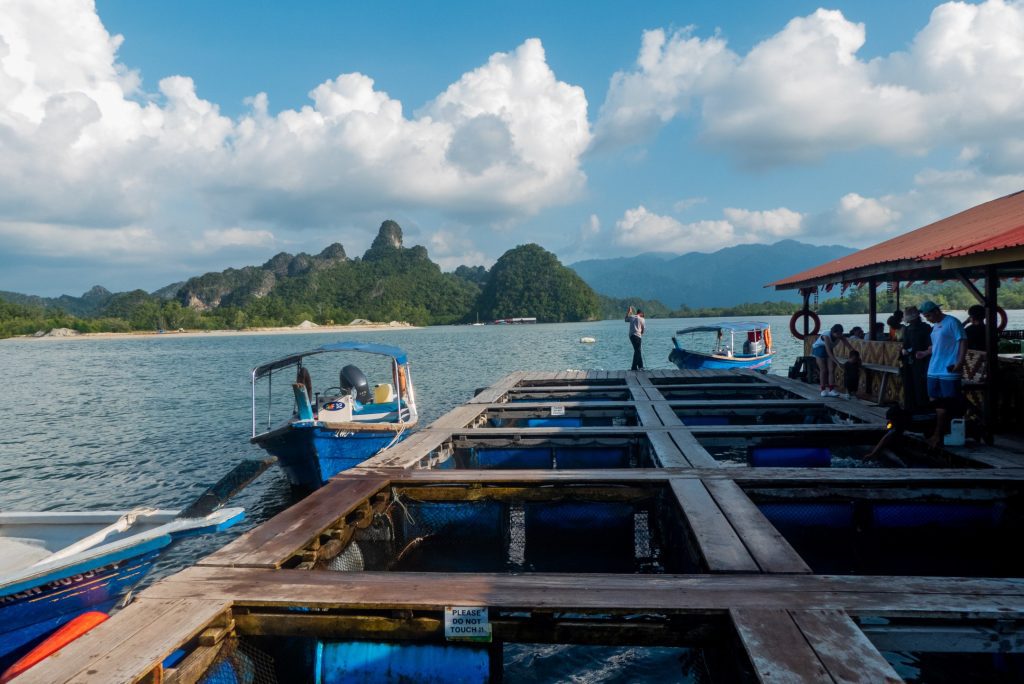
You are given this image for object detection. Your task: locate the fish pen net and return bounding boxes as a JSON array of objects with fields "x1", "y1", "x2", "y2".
[
  {"x1": 317, "y1": 486, "x2": 697, "y2": 574},
  {"x1": 753, "y1": 490, "x2": 1024, "y2": 577},
  {"x1": 197, "y1": 638, "x2": 278, "y2": 684}
]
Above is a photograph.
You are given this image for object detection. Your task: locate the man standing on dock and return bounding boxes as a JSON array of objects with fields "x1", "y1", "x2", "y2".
[
  {"x1": 915, "y1": 300, "x2": 967, "y2": 449},
  {"x1": 625, "y1": 306, "x2": 645, "y2": 371}
]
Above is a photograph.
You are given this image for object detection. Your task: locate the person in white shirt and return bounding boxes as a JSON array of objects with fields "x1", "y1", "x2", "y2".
[
  {"x1": 810, "y1": 323, "x2": 852, "y2": 397},
  {"x1": 625, "y1": 306, "x2": 645, "y2": 371}
]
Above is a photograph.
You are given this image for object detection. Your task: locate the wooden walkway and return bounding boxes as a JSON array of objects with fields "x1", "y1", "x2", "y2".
[{"x1": 22, "y1": 369, "x2": 1024, "y2": 683}]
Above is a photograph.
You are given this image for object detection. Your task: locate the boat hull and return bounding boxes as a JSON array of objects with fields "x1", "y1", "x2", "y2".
[
  {"x1": 669, "y1": 348, "x2": 773, "y2": 371},
  {"x1": 0, "y1": 549, "x2": 161, "y2": 671},
  {"x1": 253, "y1": 423, "x2": 408, "y2": 490}
]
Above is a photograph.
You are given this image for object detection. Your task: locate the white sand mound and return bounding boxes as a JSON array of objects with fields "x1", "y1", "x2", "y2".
[
  {"x1": 349, "y1": 318, "x2": 373, "y2": 325},
  {"x1": 45, "y1": 328, "x2": 81, "y2": 337},
  {"x1": 296, "y1": 320, "x2": 319, "y2": 329}
]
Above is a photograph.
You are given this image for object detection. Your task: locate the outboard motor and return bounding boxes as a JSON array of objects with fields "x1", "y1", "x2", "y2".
[{"x1": 340, "y1": 365, "x2": 372, "y2": 404}]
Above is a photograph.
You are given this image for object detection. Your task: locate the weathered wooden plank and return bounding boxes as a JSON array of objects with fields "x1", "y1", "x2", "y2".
[
  {"x1": 18, "y1": 598, "x2": 228, "y2": 684},
  {"x1": 429, "y1": 404, "x2": 487, "y2": 429},
  {"x1": 634, "y1": 402, "x2": 662, "y2": 427},
  {"x1": 469, "y1": 371, "x2": 527, "y2": 403},
  {"x1": 445, "y1": 424, "x2": 885, "y2": 437},
  {"x1": 731, "y1": 609, "x2": 831, "y2": 683},
  {"x1": 359, "y1": 430, "x2": 451, "y2": 468},
  {"x1": 652, "y1": 402, "x2": 684, "y2": 426},
  {"x1": 668, "y1": 430, "x2": 720, "y2": 468},
  {"x1": 201, "y1": 476, "x2": 388, "y2": 567},
  {"x1": 376, "y1": 465, "x2": 1024, "y2": 484},
  {"x1": 791, "y1": 609, "x2": 902, "y2": 684},
  {"x1": 625, "y1": 373, "x2": 653, "y2": 401},
  {"x1": 704, "y1": 479, "x2": 811, "y2": 574},
  {"x1": 139, "y1": 566, "x2": 1024, "y2": 618},
  {"x1": 670, "y1": 478, "x2": 759, "y2": 573},
  {"x1": 646, "y1": 431, "x2": 692, "y2": 467},
  {"x1": 163, "y1": 642, "x2": 226, "y2": 684}
]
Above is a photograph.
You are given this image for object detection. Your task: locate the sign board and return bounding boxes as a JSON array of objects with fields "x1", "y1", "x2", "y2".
[
  {"x1": 550, "y1": 405, "x2": 565, "y2": 416},
  {"x1": 444, "y1": 606, "x2": 491, "y2": 642}
]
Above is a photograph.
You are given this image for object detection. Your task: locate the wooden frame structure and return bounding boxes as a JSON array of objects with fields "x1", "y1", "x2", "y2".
[{"x1": 20, "y1": 369, "x2": 1024, "y2": 683}]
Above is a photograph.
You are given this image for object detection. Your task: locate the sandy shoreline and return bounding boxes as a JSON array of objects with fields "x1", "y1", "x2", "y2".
[{"x1": 11, "y1": 323, "x2": 419, "y2": 341}]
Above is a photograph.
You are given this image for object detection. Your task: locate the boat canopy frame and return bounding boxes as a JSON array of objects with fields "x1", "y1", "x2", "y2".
[{"x1": 250, "y1": 341, "x2": 414, "y2": 437}]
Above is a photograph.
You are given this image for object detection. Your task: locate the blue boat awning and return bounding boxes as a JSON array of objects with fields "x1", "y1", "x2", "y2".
[
  {"x1": 676, "y1": 321, "x2": 771, "y2": 335},
  {"x1": 253, "y1": 341, "x2": 409, "y2": 379}
]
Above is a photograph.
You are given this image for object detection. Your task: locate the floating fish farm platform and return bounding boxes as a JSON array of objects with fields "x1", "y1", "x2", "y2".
[{"x1": 22, "y1": 370, "x2": 1024, "y2": 683}]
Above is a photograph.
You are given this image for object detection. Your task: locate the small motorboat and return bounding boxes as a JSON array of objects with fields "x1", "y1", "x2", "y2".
[
  {"x1": 0, "y1": 507, "x2": 243, "y2": 671},
  {"x1": 669, "y1": 321, "x2": 774, "y2": 372},
  {"x1": 250, "y1": 342, "x2": 418, "y2": 491},
  {"x1": 580, "y1": 336, "x2": 596, "y2": 344}
]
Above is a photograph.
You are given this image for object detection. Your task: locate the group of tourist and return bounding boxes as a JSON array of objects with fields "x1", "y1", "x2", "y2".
[{"x1": 816, "y1": 301, "x2": 989, "y2": 450}]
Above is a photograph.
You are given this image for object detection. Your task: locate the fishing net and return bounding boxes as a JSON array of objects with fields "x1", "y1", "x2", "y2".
[
  {"x1": 319, "y1": 490, "x2": 692, "y2": 574},
  {"x1": 197, "y1": 638, "x2": 277, "y2": 684}
]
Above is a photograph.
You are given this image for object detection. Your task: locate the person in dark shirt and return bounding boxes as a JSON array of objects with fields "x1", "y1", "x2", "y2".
[
  {"x1": 887, "y1": 310, "x2": 904, "y2": 340},
  {"x1": 964, "y1": 304, "x2": 986, "y2": 351},
  {"x1": 840, "y1": 350, "x2": 862, "y2": 400},
  {"x1": 900, "y1": 305, "x2": 931, "y2": 412}
]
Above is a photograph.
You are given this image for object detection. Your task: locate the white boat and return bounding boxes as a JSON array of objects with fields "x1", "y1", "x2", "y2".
[{"x1": 1, "y1": 507, "x2": 243, "y2": 670}]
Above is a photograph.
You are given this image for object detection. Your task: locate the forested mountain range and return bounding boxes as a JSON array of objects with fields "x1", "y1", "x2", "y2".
[
  {"x1": 570, "y1": 240, "x2": 857, "y2": 308},
  {"x1": 0, "y1": 221, "x2": 602, "y2": 337}
]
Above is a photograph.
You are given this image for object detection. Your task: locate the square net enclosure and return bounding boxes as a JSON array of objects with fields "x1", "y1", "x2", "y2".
[{"x1": 309, "y1": 484, "x2": 699, "y2": 574}]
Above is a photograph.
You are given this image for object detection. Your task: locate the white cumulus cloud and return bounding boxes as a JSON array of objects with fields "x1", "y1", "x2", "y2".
[
  {"x1": 0, "y1": 1, "x2": 591, "y2": 291},
  {"x1": 596, "y1": 1, "x2": 1024, "y2": 168},
  {"x1": 614, "y1": 205, "x2": 806, "y2": 254}
]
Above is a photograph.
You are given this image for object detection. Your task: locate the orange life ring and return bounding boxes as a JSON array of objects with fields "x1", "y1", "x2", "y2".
[
  {"x1": 1, "y1": 611, "x2": 109, "y2": 682},
  {"x1": 789, "y1": 310, "x2": 821, "y2": 340},
  {"x1": 996, "y1": 306, "x2": 1008, "y2": 332}
]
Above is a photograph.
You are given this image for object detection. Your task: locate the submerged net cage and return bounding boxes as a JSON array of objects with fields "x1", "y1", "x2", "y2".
[
  {"x1": 318, "y1": 487, "x2": 695, "y2": 574},
  {"x1": 198, "y1": 638, "x2": 278, "y2": 684}
]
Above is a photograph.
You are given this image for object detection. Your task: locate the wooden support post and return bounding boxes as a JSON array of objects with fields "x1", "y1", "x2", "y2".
[
  {"x1": 868, "y1": 277, "x2": 878, "y2": 340},
  {"x1": 984, "y1": 265, "x2": 999, "y2": 445}
]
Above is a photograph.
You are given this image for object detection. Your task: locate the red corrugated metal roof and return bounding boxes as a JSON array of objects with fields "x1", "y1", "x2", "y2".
[{"x1": 770, "y1": 189, "x2": 1024, "y2": 288}]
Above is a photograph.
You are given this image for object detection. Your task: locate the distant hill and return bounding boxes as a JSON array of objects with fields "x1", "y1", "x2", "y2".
[
  {"x1": 570, "y1": 240, "x2": 856, "y2": 308},
  {"x1": 0, "y1": 285, "x2": 115, "y2": 317}
]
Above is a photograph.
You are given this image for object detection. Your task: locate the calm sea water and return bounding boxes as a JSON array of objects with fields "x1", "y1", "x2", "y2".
[{"x1": 2, "y1": 311, "x2": 1020, "y2": 681}]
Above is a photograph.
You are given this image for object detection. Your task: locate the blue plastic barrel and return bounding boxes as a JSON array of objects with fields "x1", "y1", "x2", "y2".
[
  {"x1": 759, "y1": 502, "x2": 854, "y2": 528},
  {"x1": 681, "y1": 416, "x2": 731, "y2": 426},
  {"x1": 525, "y1": 417, "x2": 583, "y2": 428},
  {"x1": 871, "y1": 502, "x2": 1005, "y2": 528},
  {"x1": 750, "y1": 447, "x2": 830, "y2": 467},
  {"x1": 554, "y1": 447, "x2": 630, "y2": 468},
  {"x1": 474, "y1": 448, "x2": 552, "y2": 468},
  {"x1": 315, "y1": 641, "x2": 489, "y2": 683}
]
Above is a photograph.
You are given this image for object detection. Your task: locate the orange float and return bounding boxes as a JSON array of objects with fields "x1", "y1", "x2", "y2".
[{"x1": 0, "y1": 611, "x2": 109, "y2": 682}]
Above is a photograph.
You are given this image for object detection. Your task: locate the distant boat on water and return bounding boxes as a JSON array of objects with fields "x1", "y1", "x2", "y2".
[
  {"x1": 669, "y1": 321, "x2": 774, "y2": 372},
  {"x1": 493, "y1": 317, "x2": 536, "y2": 324}
]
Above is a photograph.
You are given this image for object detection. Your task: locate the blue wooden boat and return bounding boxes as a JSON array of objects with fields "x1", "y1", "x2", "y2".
[
  {"x1": 0, "y1": 507, "x2": 243, "y2": 671},
  {"x1": 250, "y1": 342, "x2": 418, "y2": 491},
  {"x1": 669, "y1": 321, "x2": 774, "y2": 372}
]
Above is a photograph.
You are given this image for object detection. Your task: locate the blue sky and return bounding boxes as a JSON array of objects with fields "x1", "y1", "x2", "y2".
[{"x1": 2, "y1": 0, "x2": 1023, "y2": 296}]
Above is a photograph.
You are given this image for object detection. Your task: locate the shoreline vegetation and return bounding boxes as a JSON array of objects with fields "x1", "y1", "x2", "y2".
[
  {"x1": 10, "y1": 321, "x2": 416, "y2": 341},
  {"x1": 6, "y1": 220, "x2": 1024, "y2": 341}
]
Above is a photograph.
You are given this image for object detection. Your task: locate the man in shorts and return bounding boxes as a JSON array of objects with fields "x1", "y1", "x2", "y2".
[{"x1": 914, "y1": 300, "x2": 967, "y2": 449}]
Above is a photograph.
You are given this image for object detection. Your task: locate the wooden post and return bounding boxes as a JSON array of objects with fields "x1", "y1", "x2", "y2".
[
  {"x1": 802, "y1": 289, "x2": 810, "y2": 338},
  {"x1": 868, "y1": 277, "x2": 877, "y2": 340},
  {"x1": 984, "y1": 266, "x2": 998, "y2": 444}
]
